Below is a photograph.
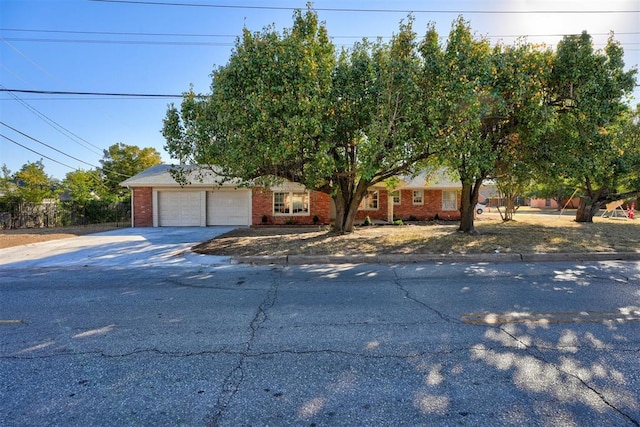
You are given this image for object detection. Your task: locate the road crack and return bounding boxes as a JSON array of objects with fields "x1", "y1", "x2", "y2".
[
  {"x1": 497, "y1": 326, "x2": 640, "y2": 426},
  {"x1": 392, "y1": 270, "x2": 460, "y2": 324},
  {"x1": 208, "y1": 277, "x2": 279, "y2": 426}
]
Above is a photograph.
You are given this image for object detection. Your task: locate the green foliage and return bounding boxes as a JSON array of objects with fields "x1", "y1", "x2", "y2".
[
  {"x1": 163, "y1": 8, "x2": 442, "y2": 233},
  {"x1": 161, "y1": 7, "x2": 637, "y2": 231},
  {"x1": 420, "y1": 18, "x2": 554, "y2": 232},
  {"x1": 61, "y1": 169, "x2": 102, "y2": 203},
  {"x1": 12, "y1": 160, "x2": 56, "y2": 203},
  {"x1": 100, "y1": 142, "x2": 162, "y2": 199},
  {"x1": 544, "y1": 32, "x2": 638, "y2": 221}
]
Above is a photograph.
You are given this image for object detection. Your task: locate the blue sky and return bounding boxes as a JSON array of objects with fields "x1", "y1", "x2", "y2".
[{"x1": 1, "y1": 0, "x2": 638, "y2": 180}]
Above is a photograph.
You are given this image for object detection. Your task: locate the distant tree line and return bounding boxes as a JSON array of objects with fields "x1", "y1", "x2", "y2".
[{"x1": 0, "y1": 143, "x2": 161, "y2": 229}]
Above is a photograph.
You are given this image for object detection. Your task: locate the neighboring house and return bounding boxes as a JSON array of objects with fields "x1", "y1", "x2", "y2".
[
  {"x1": 529, "y1": 197, "x2": 580, "y2": 209},
  {"x1": 120, "y1": 164, "x2": 462, "y2": 227}
]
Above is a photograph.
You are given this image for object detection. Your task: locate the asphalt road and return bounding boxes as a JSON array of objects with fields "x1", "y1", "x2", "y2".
[{"x1": 2, "y1": 255, "x2": 640, "y2": 426}]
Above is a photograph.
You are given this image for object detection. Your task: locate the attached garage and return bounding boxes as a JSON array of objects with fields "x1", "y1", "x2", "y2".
[
  {"x1": 157, "y1": 191, "x2": 202, "y2": 227},
  {"x1": 154, "y1": 189, "x2": 251, "y2": 227},
  {"x1": 207, "y1": 190, "x2": 251, "y2": 226},
  {"x1": 121, "y1": 165, "x2": 252, "y2": 227}
]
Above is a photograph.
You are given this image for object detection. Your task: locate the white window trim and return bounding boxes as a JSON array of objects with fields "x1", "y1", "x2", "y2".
[
  {"x1": 359, "y1": 190, "x2": 379, "y2": 211},
  {"x1": 442, "y1": 190, "x2": 457, "y2": 211},
  {"x1": 391, "y1": 190, "x2": 401, "y2": 205},
  {"x1": 273, "y1": 191, "x2": 310, "y2": 216},
  {"x1": 412, "y1": 190, "x2": 424, "y2": 206}
]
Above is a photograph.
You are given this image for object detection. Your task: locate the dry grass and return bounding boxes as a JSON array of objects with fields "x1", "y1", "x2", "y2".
[
  {"x1": 194, "y1": 210, "x2": 640, "y2": 256},
  {"x1": 0, "y1": 224, "x2": 123, "y2": 249}
]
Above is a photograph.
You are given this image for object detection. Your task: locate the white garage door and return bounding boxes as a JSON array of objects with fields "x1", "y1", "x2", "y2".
[
  {"x1": 158, "y1": 191, "x2": 201, "y2": 226},
  {"x1": 207, "y1": 190, "x2": 251, "y2": 225}
]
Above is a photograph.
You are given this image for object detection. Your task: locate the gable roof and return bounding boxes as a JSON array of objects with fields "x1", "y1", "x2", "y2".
[
  {"x1": 120, "y1": 164, "x2": 242, "y2": 188},
  {"x1": 121, "y1": 164, "x2": 462, "y2": 190}
]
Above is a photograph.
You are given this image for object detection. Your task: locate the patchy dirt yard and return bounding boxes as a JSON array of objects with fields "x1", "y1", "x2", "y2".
[
  {"x1": 0, "y1": 225, "x2": 123, "y2": 249},
  {"x1": 194, "y1": 212, "x2": 640, "y2": 256}
]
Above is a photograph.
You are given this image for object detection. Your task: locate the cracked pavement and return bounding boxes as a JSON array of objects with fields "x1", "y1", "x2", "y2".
[{"x1": 1, "y1": 260, "x2": 640, "y2": 426}]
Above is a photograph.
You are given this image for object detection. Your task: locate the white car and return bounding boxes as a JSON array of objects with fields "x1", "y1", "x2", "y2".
[{"x1": 476, "y1": 203, "x2": 486, "y2": 215}]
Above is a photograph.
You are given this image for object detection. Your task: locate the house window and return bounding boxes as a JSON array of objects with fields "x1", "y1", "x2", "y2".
[
  {"x1": 412, "y1": 190, "x2": 423, "y2": 205},
  {"x1": 273, "y1": 192, "x2": 309, "y2": 215},
  {"x1": 391, "y1": 190, "x2": 401, "y2": 205},
  {"x1": 360, "y1": 190, "x2": 379, "y2": 210},
  {"x1": 442, "y1": 190, "x2": 457, "y2": 210}
]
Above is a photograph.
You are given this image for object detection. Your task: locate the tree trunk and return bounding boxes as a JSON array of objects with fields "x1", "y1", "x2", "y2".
[
  {"x1": 458, "y1": 180, "x2": 482, "y2": 234},
  {"x1": 503, "y1": 197, "x2": 515, "y2": 221},
  {"x1": 575, "y1": 196, "x2": 601, "y2": 223},
  {"x1": 331, "y1": 185, "x2": 367, "y2": 234}
]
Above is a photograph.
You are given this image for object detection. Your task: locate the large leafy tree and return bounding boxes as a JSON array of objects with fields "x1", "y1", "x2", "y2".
[
  {"x1": 61, "y1": 169, "x2": 102, "y2": 203},
  {"x1": 163, "y1": 9, "x2": 443, "y2": 233},
  {"x1": 546, "y1": 32, "x2": 638, "y2": 222},
  {"x1": 422, "y1": 18, "x2": 552, "y2": 233},
  {"x1": 13, "y1": 160, "x2": 56, "y2": 203},
  {"x1": 100, "y1": 142, "x2": 162, "y2": 199}
]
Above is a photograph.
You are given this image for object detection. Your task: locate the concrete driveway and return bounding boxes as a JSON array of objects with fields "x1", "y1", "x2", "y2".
[{"x1": 0, "y1": 227, "x2": 235, "y2": 269}]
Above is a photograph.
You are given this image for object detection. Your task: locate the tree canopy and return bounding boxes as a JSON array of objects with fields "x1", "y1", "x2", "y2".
[
  {"x1": 12, "y1": 161, "x2": 56, "y2": 203},
  {"x1": 61, "y1": 169, "x2": 103, "y2": 203},
  {"x1": 544, "y1": 32, "x2": 638, "y2": 222},
  {"x1": 164, "y1": 9, "x2": 445, "y2": 232},
  {"x1": 419, "y1": 18, "x2": 554, "y2": 232},
  {"x1": 163, "y1": 7, "x2": 638, "y2": 232},
  {"x1": 100, "y1": 142, "x2": 162, "y2": 200}
]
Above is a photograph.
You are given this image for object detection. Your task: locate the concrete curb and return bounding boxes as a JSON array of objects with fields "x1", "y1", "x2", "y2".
[{"x1": 230, "y1": 252, "x2": 640, "y2": 265}]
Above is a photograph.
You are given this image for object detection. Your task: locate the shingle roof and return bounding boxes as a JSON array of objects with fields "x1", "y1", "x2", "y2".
[
  {"x1": 120, "y1": 164, "x2": 242, "y2": 187},
  {"x1": 121, "y1": 164, "x2": 462, "y2": 189},
  {"x1": 398, "y1": 168, "x2": 461, "y2": 189}
]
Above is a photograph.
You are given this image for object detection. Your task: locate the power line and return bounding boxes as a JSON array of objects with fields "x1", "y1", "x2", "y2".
[
  {"x1": 3, "y1": 27, "x2": 638, "y2": 39},
  {"x1": 1, "y1": 121, "x2": 100, "y2": 169},
  {"x1": 3, "y1": 37, "x2": 637, "y2": 49},
  {"x1": 89, "y1": 0, "x2": 640, "y2": 14},
  {"x1": 1, "y1": 88, "x2": 185, "y2": 98},
  {"x1": 0, "y1": 38, "x2": 63, "y2": 85},
  {"x1": 1, "y1": 37, "x2": 236, "y2": 46},
  {"x1": 1, "y1": 133, "x2": 76, "y2": 170},
  {"x1": 1, "y1": 84, "x2": 105, "y2": 154},
  {"x1": 1, "y1": 122, "x2": 138, "y2": 180},
  {"x1": 0, "y1": 28, "x2": 239, "y2": 38}
]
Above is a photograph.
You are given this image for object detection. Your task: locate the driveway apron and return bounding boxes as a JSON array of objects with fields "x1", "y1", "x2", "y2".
[{"x1": 0, "y1": 227, "x2": 234, "y2": 269}]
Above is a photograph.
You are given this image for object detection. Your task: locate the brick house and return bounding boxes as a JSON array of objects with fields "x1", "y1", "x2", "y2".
[{"x1": 121, "y1": 165, "x2": 461, "y2": 227}]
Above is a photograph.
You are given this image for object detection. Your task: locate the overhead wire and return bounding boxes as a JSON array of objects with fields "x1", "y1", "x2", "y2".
[
  {"x1": 1, "y1": 121, "x2": 101, "y2": 170},
  {"x1": 1, "y1": 133, "x2": 77, "y2": 170},
  {"x1": 1, "y1": 131, "x2": 122, "y2": 194},
  {"x1": 1, "y1": 122, "x2": 140, "y2": 180},
  {"x1": 88, "y1": 0, "x2": 640, "y2": 14},
  {"x1": 2, "y1": 27, "x2": 638, "y2": 39},
  {"x1": 1, "y1": 84, "x2": 105, "y2": 155},
  {"x1": 0, "y1": 88, "x2": 184, "y2": 98}
]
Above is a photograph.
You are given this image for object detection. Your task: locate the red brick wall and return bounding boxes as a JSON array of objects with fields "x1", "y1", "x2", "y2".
[
  {"x1": 355, "y1": 189, "x2": 461, "y2": 223},
  {"x1": 355, "y1": 189, "x2": 389, "y2": 222},
  {"x1": 251, "y1": 188, "x2": 332, "y2": 225},
  {"x1": 132, "y1": 187, "x2": 153, "y2": 227}
]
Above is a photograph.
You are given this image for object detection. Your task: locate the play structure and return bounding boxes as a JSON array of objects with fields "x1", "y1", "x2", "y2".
[{"x1": 602, "y1": 199, "x2": 635, "y2": 219}]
